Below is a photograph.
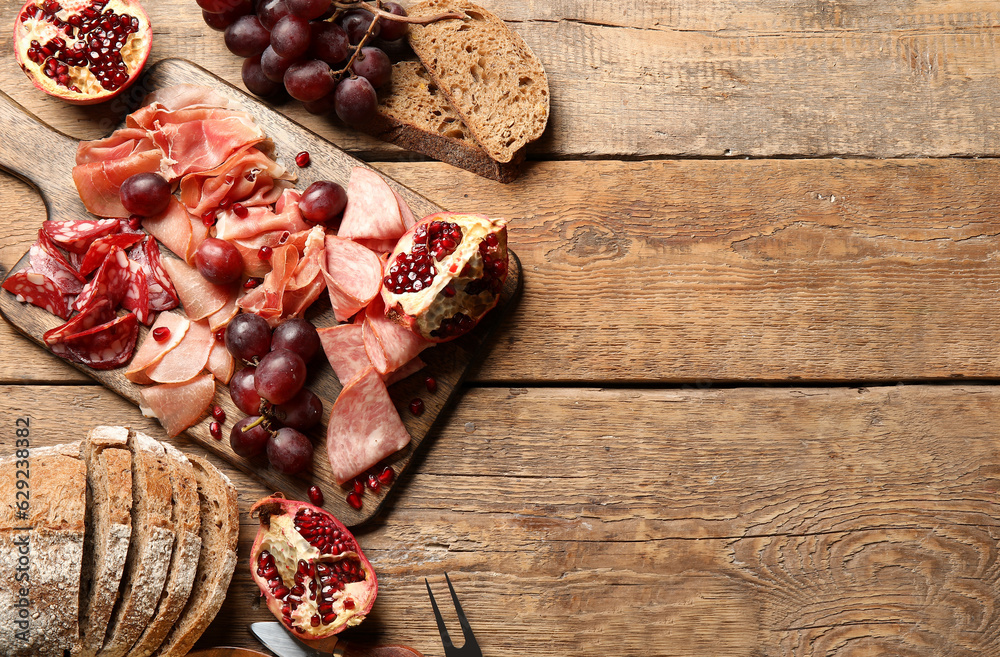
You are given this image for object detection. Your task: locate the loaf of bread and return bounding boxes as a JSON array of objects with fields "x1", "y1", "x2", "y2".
[{"x1": 406, "y1": 0, "x2": 550, "y2": 164}]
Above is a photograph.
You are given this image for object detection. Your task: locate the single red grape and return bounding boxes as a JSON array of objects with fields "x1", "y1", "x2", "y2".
[
  {"x1": 255, "y1": 348, "x2": 307, "y2": 404},
  {"x1": 120, "y1": 172, "x2": 170, "y2": 217},
  {"x1": 350, "y1": 47, "x2": 391, "y2": 89},
  {"x1": 260, "y1": 45, "x2": 297, "y2": 82},
  {"x1": 378, "y1": 2, "x2": 409, "y2": 41},
  {"x1": 194, "y1": 237, "x2": 243, "y2": 285},
  {"x1": 272, "y1": 388, "x2": 323, "y2": 431},
  {"x1": 197, "y1": 0, "x2": 245, "y2": 12},
  {"x1": 258, "y1": 0, "x2": 292, "y2": 30},
  {"x1": 303, "y1": 91, "x2": 337, "y2": 115},
  {"x1": 226, "y1": 313, "x2": 273, "y2": 362},
  {"x1": 225, "y1": 15, "x2": 271, "y2": 58},
  {"x1": 284, "y1": 59, "x2": 335, "y2": 102},
  {"x1": 309, "y1": 21, "x2": 348, "y2": 65},
  {"x1": 338, "y1": 9, "x2": 379, "y2": 45},
  {"x1": 271, "y1": 317, "x2": 322, "y2": 361},
  {"x1": 230, "y1": 416, "x2": 271, "y2": 458},
  {"x1": 298, "y1": 180, "x2": 347, "y2": 226},
  {"x1": 202, "y1": 0, "x2": 252, "y2": 31},
  {"x1": 286, "y1": 0, "x2": 330, "y2": 20},
  {"x1": 334, "y1": 75, "x2": 377, "y2": 125},
  {"x1": 230, "y1": 366, "x2": 263, "y2": 415},
  {"x1": 267, "y1": 427, "x2": 314, "y2": 474},
  {"x1": 243, "y1": 55, "x2": 282, "y2": 97},
  {"x1": 270, "y1": 14, "x2": 312, "y2": 59}
]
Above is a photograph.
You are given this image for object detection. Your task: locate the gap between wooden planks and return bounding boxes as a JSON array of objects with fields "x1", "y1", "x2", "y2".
[
  {"x1": 4, "y1": 383, "x2": 1000, "y2": 656},
  {"x1": 4, "y1": 158, "x2": 1000, "y2": 384}
]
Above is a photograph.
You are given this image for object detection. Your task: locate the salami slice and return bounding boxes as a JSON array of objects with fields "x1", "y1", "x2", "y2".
[
  {"x1": 42, "y1": 218, "x2": 120, "y2": 255},
  {"x1": 79, "y1": 232, "x2": 146, "y2": 277},
  {"x1": 338, "y1": 168, "x2": 406, "y2": 241},
  {"x1": 73, "y1": 247, "x2": 131, "y2": 312},
  {"x1": 121, "y1": 261, "x2": 152, "y2": 325},
  {"x1": 61, "y1": 312, "x2": 139, "y2": 370},
  {"x1": 30, "y1": 229, "x2": 87, "y2": 294},
  {"x1": 43, "y1": 298, "x2": 115, "y2": 346},
  {"x1": 326, "y1": 366, "x2": 411, "y2": 485},
  {"x1": 322, "y1": 235, "x2": 383, "y2": 323},
  {"x1": 140, "y1": 237, "x2": 180, "y2": 311},
  {"x1": 2, "y1": 271, "x2": 71, "y2": 319},
  {"x1": 139, "y1": 373, "x2": 216, "y2": 437}
]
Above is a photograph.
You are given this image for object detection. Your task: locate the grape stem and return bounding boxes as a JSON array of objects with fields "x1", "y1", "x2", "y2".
[
  {"x1": 332, "y1": 1, "x2": 466, "y2": 23},
  {"x1": 331, "y1": 3, "x2": 384, "y2": 80}
]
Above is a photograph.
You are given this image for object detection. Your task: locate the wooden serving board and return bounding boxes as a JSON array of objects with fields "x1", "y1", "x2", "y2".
[{"x1": 0, "y1": 58, "x2": 522, "y2": 526}]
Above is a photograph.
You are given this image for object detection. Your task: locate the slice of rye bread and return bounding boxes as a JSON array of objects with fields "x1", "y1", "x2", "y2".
[
  {"x1": 361, "y1": 61, "x2": 523, "y2": 183},
  {"x1": 74, "y1": 426, "x2": 133, "y2": 657},
  {"x1": 0, "y1": 442, "x2": 86, "y2": 656},
  {"x1": 96, "y1": 431, "x2": 176, "y2": 657},
  {"x1": 153, "y1": 452, "x2": 239, "y2": 657},
  {"x1": 406, "y1": 0, "x2": 550, "y2": 164},
  {"x1": 128, "y1": 442, "x2": 203, "y2": 657}
]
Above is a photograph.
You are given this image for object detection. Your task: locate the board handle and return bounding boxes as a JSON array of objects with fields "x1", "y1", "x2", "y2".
[{"x1": 0, "y1": 89, "x2": 86, "y2": 223}]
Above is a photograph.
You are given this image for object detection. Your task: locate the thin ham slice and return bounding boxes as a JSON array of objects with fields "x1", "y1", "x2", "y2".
[
  {"x1": 362, "y1": 296, "x2": 432, "y2": 375},
  {"x1": 72, "y1": 149, "x2": 163, "y2": 217},
  {"x1": 383, "y1": 356, "x2": 426, "y2": 386},
  {"x1": 353, "y1": 238, "x2": 399, "y2": 255},
  {"x1": 179, "y1": 146, "x2": 294, "y2": 217},
  {"x1": 215, "y1": 189, "x2": 310, "y2": 241},
  {"x1": 326, "y1": 366, "x2": 411, "y2": 484},
  {"x1": 207, "y1": 340, "x2": 234, "y2": 384},
  {"x1": 159, "y1": 256, "x2": 233, "y2": 321},
  {"x1": 147, "y1": 112, "x2": 267, "y2": 181},
  {"x1": 142, "y1": 84, "x2": 233, "y2": 110},
  {"x1": 322, "y1": 235, "x2": 383, "y2": 322},
  {"x1": 207, "y1": 289, "x2": 240, "y2": 332},
  {"x1": 140, "y1": 373, "x2": 216, "y2": 437},
  {"x1": 281, "y1": 273, "x2": 326, "y2": 321},
  {"x1": 145, "y1": 318, "x2": 213, "y2": 384},
  {"x1": 393, "y1": 189, "x2": 418, "y2": 230},
  {"x1": 142, "y1": 198, "x2": 196, "y2": 262},
  {"x1": 318, "y1": 324, "x2": 371, "y2": 385},
  {"x1": 338, "y1": 168, "x2": 406, "y2": 241},
  {"x1": 231, "y1": 228, "x2": 309, "y2": 278},
  {"x1": 125, "y1": 311, "x2": 190, "y2": 382}
]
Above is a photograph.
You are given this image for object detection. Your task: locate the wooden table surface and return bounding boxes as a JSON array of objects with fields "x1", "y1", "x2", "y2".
[{"x1": 3, "y1": 1, "x2": 1000, "y2": 655}]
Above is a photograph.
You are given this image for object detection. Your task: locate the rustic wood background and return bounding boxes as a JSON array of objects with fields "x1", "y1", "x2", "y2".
[{"x1": 2, "y1": 0, "x2": 1000, "y2": 656}]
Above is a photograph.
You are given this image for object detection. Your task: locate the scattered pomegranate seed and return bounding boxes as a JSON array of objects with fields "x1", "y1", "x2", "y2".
[
  {"x1": 377, "y1": 466, "x2": 394, "y2": 485},
  {"x1": 366, "y1": 474, "x2": 380, "y2": 492},
  {"x1": 353, "y1": 478, "x2": 365, "y2": 495},
  {"x1": 409, "y1": 398, "x2": 425, "y2": 416},
  {"x1": 214, "y1": 328, "x2": 226, "y2": 342},
  {"x1": 346, "y1": 491, "x2": 363, "y2": 510},
  {"x1": 202, "y1": 210, "x2": 216, "y2": 227},
  {"x1": 218, "y1": 197, "x2": 231, "y2": 209},
  {"x1": 244, "y1": 278, "x2": 260, "y2": 289},
  {"x1": 210, "y1": 421, "x2": 222, "y2": 439},
  {"x1": 212, "y1": 405, "x2": 226, "y2": 422},
  {"x1": 295, "y1": 151, "x2": 311, "y2": 167},
  {"x1": 424, "y1": 376, "x2": 437, "y2": 393},
  {"x1": 258, "y1": 245, "x2": 273, "y2": 260},
  {"x1": 152, "y1": 327, "x2": 170, "y2": 342},
  {"x1": 232, "y1": 202, "x2": 249, "y2": 218},
  {"x1": 308, "y1": 485, "x2": 324, "y2": 506},
  {"x1": 127, "y1": 215, "x2": 142, "y2": 230}
]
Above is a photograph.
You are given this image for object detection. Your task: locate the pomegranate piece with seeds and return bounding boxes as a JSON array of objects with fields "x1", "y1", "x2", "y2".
[
  {"x1": 250, "y1": 495, "x2": 378, "y2": 639},
  {"x1": 13, "y1": 0, "x2": 153, "y2": 105},
  {"x1": 382, "y1": 212, "x2": 509, "y2": 342}
]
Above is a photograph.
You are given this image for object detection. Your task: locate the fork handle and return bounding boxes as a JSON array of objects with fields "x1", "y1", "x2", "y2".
[{"x1": 337, "y1": 644, "x2": 426, "y2": 657}]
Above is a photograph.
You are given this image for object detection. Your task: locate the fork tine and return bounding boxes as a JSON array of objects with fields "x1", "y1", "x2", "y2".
[
  {"x1": 444, "y1": 573, "x2": 482, "y2": 656},
  {"x1": 425, "y1": 577, "x2": 456, "y2": 653}
]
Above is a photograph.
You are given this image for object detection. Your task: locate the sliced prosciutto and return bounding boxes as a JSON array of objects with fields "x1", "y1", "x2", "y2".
[
  {"x1": 159, "y1": 255, "x2": 233, "y2": 320},
  {"x1": 232, "y1": 229, "x2": 301, "y2": 278},
  {"x1": 72, "y1": 148, "x2": 163, "y2": 218},
  {"x1": 322, "y1": 234, "x2": 383, "y2": 322},
  {"x1": 126, "y1": 311, "x2": 190, "y2": 383},
  {"x1": 238, "y1": 244, "x2": 299, "y2": 324},
  {"x1": 76, "y1": 127, "x2": 156, "y2": 164},
  {"x1": 179, "y1": 146, "x2": 294, "y2": 217},
  {"x1": 142, "y1": 84, "x2": 234, "y2": 110},
  {"x1": 215, "y1": 189, "x2": 310, "y2": 241},
  {"x1": 326, "y1": 366, "x2": 411, "y2": 484},
  {"x1": 362, "y1": 296, "x2": 432, "y2": 375},
  {"x1": 146, "y1": 319, "x2": 213, "y2": 384},
  {"x1": 78, "y1": 233, "x2": 145, "y2": 277},
  {"x1": 58, "y1": 313, "x2": 139, "y2": 370},
  {"x1": 2, "y1": 271, "x2": 70, "y2": 319},
  {"x1": 29, "y1": 229, "x2": 87, "y2": 295},
  {"x1": 280, "y1": 273, "x2": 327, "y2": 321},
  {"x1": 207, "y1": 340, "x2": 234, "y2": 384},
  {"x1": 140, "y1": 372, "x2": 216, "y2": 437},
  {"x1": 42, "y1": 219, "x2": 121, "y2": 255},
  {"x1": 73, "y1": 247, "x2": 131, "y2": 312},
  {"x1": 338, "y1": 168, "x2": 406, "y2": 241}
]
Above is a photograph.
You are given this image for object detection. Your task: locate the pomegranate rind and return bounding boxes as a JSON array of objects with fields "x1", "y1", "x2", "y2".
[
  {"x1": 381, "y1": 212, "x2": 509, "y2": 342},
  {"x1": 13, "y1": 0, "x2": 153, "y2": 106},
  {"x1": 250, "y1": 496, "x2": 378, "y2": 639}
]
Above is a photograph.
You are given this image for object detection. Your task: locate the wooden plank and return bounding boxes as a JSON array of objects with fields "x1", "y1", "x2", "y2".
[
  {"x1": 8, "y1": 383, "x2": 1000, "y2": 655},
  {"x1": 2, "y1": 1, "x2": 1000, "y2": 159},
  {"x1": 6, "y1": 157, "x2": 1000, "y2": 384}
]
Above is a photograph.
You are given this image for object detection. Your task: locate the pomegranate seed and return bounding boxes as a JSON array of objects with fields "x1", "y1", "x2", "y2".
[
  {"x1": 126, "y1": 215, "x2": 142, "y2": 230},
  {"x1": 295, "y1": 151, "x2": 311, "y2": 167},
  {"x1": 353, "y1": 478, "x2": 365, "y2": 495},
  {"x1": 218, "y1": 197, "x2": 231, "y2": 209},
  {"x1": 343, "y1": 598, "x2": 355, "y2": 610},
  {"x1": 346, "y1": 491, "x2": 363, "y2": 510},
  {"x1": 442, "y1": 284, "x2": 456, "y2": 297},
  {"x1": 311, "y1": 614, "x2": 320, "y2": 627},
  {"x1": 210, "y1": 421, "x2": 222, "y2": 439},
  {"x1": 258, "y1": 245, "x2": 272, "y2": 260},
  {"x1": 232, "y1": 202, "x2": 249, "y2": 218},
  {"x1": 377, "y1": 466, "x2": 394, "y2": 485},
  {"x1": 366, "y1": 474, "x2": 380, "y2": 492},
  {"x1": 308, "y1": 485, "x2": 324, "y2": 506},
  {"x1": 152, "y1": 327, "x2": 170, "y2": 342},
  {"x1": 212, "y1": 405, "x2": 226, "y2": 422},
  {"x1": 409, "y1": 398, "x2": 425, "y2": 416},
  {"x1": 424, "y1": 376, "x2": 437, "y2": 393},
  {"x1": 202, "y1": 210, "x2": 216, "y2": 227},
  {"x1": 214, "y1": 328, "x2": 226, "y2": 342},
  {"x1": 244, "y1": 278, "x2": 260, "y2": 289}
]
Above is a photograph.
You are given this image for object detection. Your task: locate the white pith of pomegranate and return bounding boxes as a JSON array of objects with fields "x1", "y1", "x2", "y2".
[
  {"x1": 13, "y1": 0, "x2": 152, "y2": 105},
  {"x1": 251, "y1": 496, "x2": 378, "y2": 639},
  {"x1": 382, "y1": 212, "x2": 509, "y2": 342}
]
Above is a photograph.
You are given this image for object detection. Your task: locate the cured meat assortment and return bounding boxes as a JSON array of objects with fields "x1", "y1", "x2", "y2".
[{"x1": 3, "y1": 83, "x2": 508, "y2": 494}]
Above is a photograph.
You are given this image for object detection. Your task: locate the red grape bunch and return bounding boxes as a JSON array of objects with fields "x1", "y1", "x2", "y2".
[
  {"x1": 197, "y1": 0, "x2": 416, "y2": 126},
  {"x1": 225, "y1": 312, "x2": 325, "y2": 475}
]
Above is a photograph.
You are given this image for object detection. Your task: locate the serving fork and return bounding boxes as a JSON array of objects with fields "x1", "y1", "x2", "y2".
[{"x1": 425, "y1": 574, "x2": 483, "y2": 657}]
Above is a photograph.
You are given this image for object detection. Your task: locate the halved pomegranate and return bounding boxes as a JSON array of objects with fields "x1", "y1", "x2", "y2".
[
  {"x1": 13, "y1": 0, "x2": 153, "y2": 105},
  {"x1": 250, "y1": 495, "x2": 378, "y2": 639},
  {"x1": 382, "y1": 212, "x2": 509, "y2": 342}
]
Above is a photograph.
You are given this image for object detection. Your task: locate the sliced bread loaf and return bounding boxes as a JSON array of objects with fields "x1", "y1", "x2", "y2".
[
  {"x1": 96, "y1": 431, "x2": 176, "y2": 657},
  {"x1": 361, "y1": 61, "x2": 523, "y2": 183},
  {"x1": 75, "y1": 426, "x2": 133, "y2": 657},
  {"x1": 0, "y1": 442, "x2": 86, "y2": 656},
  {"x1": 128, "y1": 442, "x2": 203, "y2": 657},
  {"x1": 153, "y1": 452, "x2": 239, "y2": 657},
  {"x1": 406, "y1": 0, "x2": 550, "y2": 164}
]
